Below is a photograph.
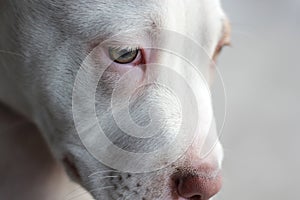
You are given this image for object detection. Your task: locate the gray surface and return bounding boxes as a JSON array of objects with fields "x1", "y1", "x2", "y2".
[{"x1": 216, "y1": 0, "x2": 300, "y2": 199}]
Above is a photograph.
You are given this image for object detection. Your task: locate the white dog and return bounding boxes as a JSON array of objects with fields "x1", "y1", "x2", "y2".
[{"x1": 0, "y1": 0, "x2": 230, "y2": 200}]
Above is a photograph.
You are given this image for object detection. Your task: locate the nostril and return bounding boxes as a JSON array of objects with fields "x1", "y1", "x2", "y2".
[
  {"x1": 176, "y1": 177, "x2": 203, "y2": 200},
  {"x1": 175, "y1": 170, "x2": 222, "y2": 200},
  {"x1": 190, "y1": 195, "x2": 202, "y2": 200}
]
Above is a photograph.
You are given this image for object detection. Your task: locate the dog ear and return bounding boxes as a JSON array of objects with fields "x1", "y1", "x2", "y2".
[
  {"x1": 213, "y1": 19, "x2": 231, "y2": 62},
  {"x1": 209, "y1": 18, "x2": 231, "y2": 85}
]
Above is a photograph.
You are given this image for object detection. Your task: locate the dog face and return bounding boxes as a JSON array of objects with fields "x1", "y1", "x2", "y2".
[{"x1": 2, "y1": 0, "x2": 230, "y2": 199}]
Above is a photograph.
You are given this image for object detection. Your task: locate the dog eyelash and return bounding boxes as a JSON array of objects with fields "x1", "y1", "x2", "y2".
[{"x1": 109, "y1": 46, "x2": 139, "y2": 52}]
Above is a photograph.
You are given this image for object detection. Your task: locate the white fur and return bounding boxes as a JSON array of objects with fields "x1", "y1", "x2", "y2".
[{"x1": 0, "y1": 0, "x2": 227, "y2": 199}]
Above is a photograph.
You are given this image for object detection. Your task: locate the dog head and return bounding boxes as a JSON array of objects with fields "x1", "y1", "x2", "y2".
[{"x1": 6, "y1": 0, "x2": 230, "y2": 199}]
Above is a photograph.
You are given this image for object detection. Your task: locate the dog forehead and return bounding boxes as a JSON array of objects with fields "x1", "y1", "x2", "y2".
[
  {"x1": 49, "y1": 0, "x2": 224, "y2": 42},
  {"x1": 49, "y1": 0, "x2": 164, "y2": 36}
]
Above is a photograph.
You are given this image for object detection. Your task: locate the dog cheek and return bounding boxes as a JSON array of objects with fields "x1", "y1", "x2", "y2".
[{"x1": 113, "y1": 64, "x2": 145, "y2": 82}]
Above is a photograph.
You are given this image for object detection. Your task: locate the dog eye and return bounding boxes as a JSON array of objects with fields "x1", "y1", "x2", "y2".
[{"x1": 109, "y1": 47, "x2": 140, "y2": 64}]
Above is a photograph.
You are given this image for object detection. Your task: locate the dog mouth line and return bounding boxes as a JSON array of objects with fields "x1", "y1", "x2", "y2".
[{"x1": 62, "y1": 155, "x2": 82, "y2": 182}]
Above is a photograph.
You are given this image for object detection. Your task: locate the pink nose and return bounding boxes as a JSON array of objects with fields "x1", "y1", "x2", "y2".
[{"x1": 175, "y1": 165, "x2": 222, "y2": 200}]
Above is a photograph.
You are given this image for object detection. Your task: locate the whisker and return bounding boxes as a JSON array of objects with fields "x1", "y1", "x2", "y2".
[
  {"x1": 0, "y1": 49, "x2": 25, "y2": 58},
  {"x1": 65, "y1": 176, "x2": 118, "y2": 197},
  {"x1": 65, "y1": 186, "x2": 115, "y2": 200},
  {"x1": 89, "y1": 186, "x2": 115, "y2": 193},
  {"x1": 88, "y1": 170, "x2": 120, "y2": 178},
  {"x1": 65, "y1": 190, "x2": 93, "y2": 200},
  {"x1": 98, "y1": 175, "x2": 119, "y2": 179},
  {"x1": 122, "y1": 192, "x2": 136, "y2": 200}
]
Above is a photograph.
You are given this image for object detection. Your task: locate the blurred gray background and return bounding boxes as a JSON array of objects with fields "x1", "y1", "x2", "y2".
[{"x1": 214, "y1": 0, "x2": 300, "y2": 199}]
